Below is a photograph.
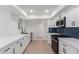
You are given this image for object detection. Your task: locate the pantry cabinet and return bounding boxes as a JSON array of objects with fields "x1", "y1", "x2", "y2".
[{"x1": 59, "y1": 39, "x2": 77, "y2": 54}]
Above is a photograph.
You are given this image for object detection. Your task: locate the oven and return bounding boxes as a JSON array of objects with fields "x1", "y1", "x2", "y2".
[
  {"x1": 51, "y1": 35, "x2": 59, "y2": 54},
  {"x1": 51, "y1": 35, "x2": 70, "y2": 54}
]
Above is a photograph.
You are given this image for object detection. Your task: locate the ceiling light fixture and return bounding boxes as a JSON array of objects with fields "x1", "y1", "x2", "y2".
[
  {"x1": 45, "y1": 10, "x2": 49, "y2": 13},
  {"x1": 30, "y1": 10, "x2": 34, "y2": 13}
]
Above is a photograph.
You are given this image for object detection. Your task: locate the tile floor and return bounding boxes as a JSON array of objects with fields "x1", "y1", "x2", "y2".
[{"x1": 24, "y1": 40, "x2": 55, "y2": 54}]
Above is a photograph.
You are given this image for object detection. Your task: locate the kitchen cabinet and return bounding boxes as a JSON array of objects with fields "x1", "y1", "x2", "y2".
[
  {"x1": 20, "y1": 36, "x2": 29, "y2": 53},
  {"x1": 0, "y1": 34, "x2": 31, "y2": 54},
  {"x1": 0, "y1": 40, "x2": 22, "y2": 54},
  {"x1": 63, "y1": 9, "x2": 75, "y2": 27},
  {"x1": 0, "y1": 47, "x2": 12, "y2": 54},
  {"x1": 13, "y1": 40, "x2": 22, "y2": 54},
  {"x1": 14, "y1": 35, "x2": 31, "y2": 54},
  {"x1": 20, "y1": 37, "x2": 26, "y2": 53},
  {"x1": 61, "y1": 7, "x2": 79, "y2": 27},
  {"x1": 12, "y1": 48, "x2": 15, "y2": 54},
  {"x1": 12, "y1": 38, "x2": 25, "y2": 54},
  {"x1": 59, "y1": 39, "x2": 77, "y2": 54},
  {"x1": 0, "y1": 44, "x2": 13, "y2": 54},
  {"x1": 66, "y1": 44, "x2": 77, "y2": 54},
  {"x1": 73, "y1": 7, "x2": 79, "y2": 27}
]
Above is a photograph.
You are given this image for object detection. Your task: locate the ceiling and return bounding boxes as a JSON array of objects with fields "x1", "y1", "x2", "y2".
[
  {"x1": 18, "y1": 5, "x2": 59, "y2": 17},
  {"x1": 13, "y1": 5, "x2": 78, "y2": 19}
]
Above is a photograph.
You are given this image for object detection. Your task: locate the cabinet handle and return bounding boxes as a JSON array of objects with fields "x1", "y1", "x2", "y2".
[
  {"x1": 72, "y1": 21, "x2": 75, "y2": 26},
  {"x1": 3, "y1": 48, "x2": 10, "y2": 52},
  {"x1": 20, "y1": 42, "x2": 22, "y2": 47},
  {"x1": 63, "y1": 48, "x2": 66, "y2": 54},
  {"x1": 13, "y1": 48, "x2": 15, "y2": 54},
  {"x1": 63, "y1": 44, "x2": 67, "y2": 47}
]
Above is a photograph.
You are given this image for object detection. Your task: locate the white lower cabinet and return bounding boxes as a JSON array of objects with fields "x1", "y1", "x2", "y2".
[
  {"x1": 12, "y1": 40, "x2": 23, "y2": 54},
  {"x1": 0, "y1": 44, "x2": 13, "y2": 54},
  {"x1": 0, "y1": 34, "x2": 31, "y2": 54},
  {"x1": 20, "y1": 37, "x2": 27, "y2": 53},
  {"x1": 21, "y1": 36, "x2": 31, "y2": 53},
  {"x1": 15, "y1": 35, "x2": 31, "y2": 54},
  {"x1": 14, "y1": 36, "x2": 31, "y2": 54},
  {"x1": 59, "y1": 39, "x2": 77, "y2": 54}
]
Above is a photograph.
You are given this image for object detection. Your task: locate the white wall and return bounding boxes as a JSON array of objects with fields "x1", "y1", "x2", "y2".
[
  {"x1": 23, "y1": 20, "x2": 43, "y2": 40},
  {"x1": 0, "y1": 6, "x2": 21, "y2": 37},
  {"x1": 23, "y1": 19, "x2": 51, "y2": 40}
]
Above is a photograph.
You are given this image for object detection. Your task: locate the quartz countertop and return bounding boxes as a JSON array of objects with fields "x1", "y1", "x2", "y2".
[{"x1": 49, "y1": 33, "x2": 61, "y2": 35}]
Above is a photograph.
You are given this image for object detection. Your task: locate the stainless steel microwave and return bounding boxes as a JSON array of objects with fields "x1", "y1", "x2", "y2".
[{"x1": 56, "y1": 17, "x2": 66, "y2": 28}]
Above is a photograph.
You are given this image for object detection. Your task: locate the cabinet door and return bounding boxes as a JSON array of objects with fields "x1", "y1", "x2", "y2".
[
  {"x1": 26, "y1": 35, "x2": 31, "y2": 46},
  {"x1": 66, "y1": 44, "x2": 77, "y2": 54},
  {"x1": 14, "y1": 39, "x2": 25, "y2": 54},
  {"x1": 22, "y1": 36, "x2": 28, "y2": 50},
  {"x1": 72, "y1": 8, "x2": 79, "y2": 27},
  {"x1": 59, "y1": 39, "x2": 64, "y2": 54},
  {"x1": 21, "y1": 36, "x2": 29, "y2": 53},
  {"x1": 63, "y1": 7, "x2": 79, "y2": 27},
  {"x1": 0, "y1": 48, "x2": 12, "y2": 54},
  {"x1": 65, "y1": 9, "x2": 75, "y2": 27},
  {"x1": 20, "y1": 35, "x2": 31, "y2": 53},
  {"x1": 59, "y1": 39, "x2": 77, "y2": 54},
  {"x1": 13, "y1": 40, "x2": 22, "y2": 54},
  {"x1": 0, "y1": 45, "x2": 13, "y2": 54},
  {"x1": 62, "y1": 43, "x2": 77, "y2": 54},
  {"x1": 21, "y1": 38, "x2": 26, "y2": 52}
]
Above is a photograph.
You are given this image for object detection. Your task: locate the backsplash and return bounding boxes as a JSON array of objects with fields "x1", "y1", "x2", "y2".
[
  {"x1": 63, "y1": 27, "x2": 79, "y2": 39},
  {"x1": 49, "y1": 27, "x2": 79, "y2": 39}
]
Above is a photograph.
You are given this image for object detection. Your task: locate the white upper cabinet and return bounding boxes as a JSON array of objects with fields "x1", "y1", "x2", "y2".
[
  {"x1": 62, "y1": 7, "x2": 79, "y2": 27},
  {"x1": 74, "y1": 7, "x2": 79, "y2": 27},
  {"x1": 66, "y1": 10, "x2": 75, "y2": 27},
  {"x1": 62, "y1": 9, "x2": 75, "y2": 27}
]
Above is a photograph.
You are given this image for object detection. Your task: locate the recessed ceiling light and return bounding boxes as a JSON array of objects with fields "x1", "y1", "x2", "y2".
[
  {"x1": 45, "y1": 10, "x2": 49, "y2": 13},
  {"x1": 30, "y1": 10, "x2": 34, "y2": 13}
]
